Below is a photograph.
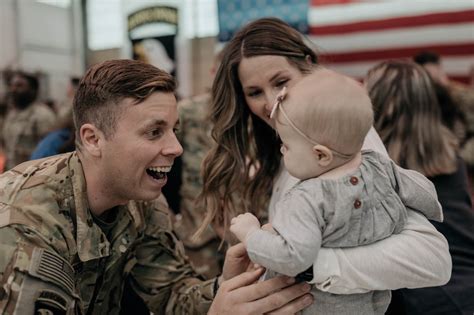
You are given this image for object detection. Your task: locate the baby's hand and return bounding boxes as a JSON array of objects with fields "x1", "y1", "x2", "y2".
[{"x1": 230, "y1": 213, "x2": 261, "y2": 244}]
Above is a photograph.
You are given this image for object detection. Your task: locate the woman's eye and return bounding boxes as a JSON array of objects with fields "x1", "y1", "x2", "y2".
[
  {"x1": 276, "y1": 79, "x2": 289, "y2": 87},
  {"x1": 247, "y1": 90, "x2": 261, "y2": 98}
]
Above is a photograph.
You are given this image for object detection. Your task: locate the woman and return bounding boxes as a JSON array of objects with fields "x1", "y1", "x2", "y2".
[
  {"x1": 366, "y1": 60, "x2": 474, "y2": 314},
  {"x1": 199, "y1": 17, "x2": 451, "y2": 300}
]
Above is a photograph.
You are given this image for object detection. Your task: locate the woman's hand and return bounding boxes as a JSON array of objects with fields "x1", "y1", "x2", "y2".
[{"x1": 209, "y1": 268, "x2": 313, "y2": 315}]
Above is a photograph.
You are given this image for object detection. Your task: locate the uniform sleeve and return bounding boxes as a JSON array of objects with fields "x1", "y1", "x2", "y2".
[
  {"x1": 129, "y1": 199, "x2": 215, "y2": 315},
  {"x1": 0, "y1": 225, "x2": 78, "y2": 314}
]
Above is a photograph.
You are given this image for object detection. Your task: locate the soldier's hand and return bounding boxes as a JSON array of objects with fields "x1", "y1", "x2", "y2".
[
  {"x1": 221, "y1": 243, "x2": 255, "y2": 282},
  {"x1": 208, "y1": 268, "x2": 313, "y2": 315}
]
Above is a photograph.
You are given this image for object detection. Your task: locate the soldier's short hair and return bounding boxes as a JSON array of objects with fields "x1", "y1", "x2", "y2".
[{"x1": 73, "y1": 59, "x2": 175, "y2": 144}]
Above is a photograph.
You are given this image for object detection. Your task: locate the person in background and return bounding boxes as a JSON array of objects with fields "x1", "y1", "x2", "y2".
[
  {"x1": 44, "y1": 98, "x2": 57, "y2": 115},
  {"x1": 432, "y1": 81, "x2": 467, "y2": 143},
  {"x1": 2, "y1": 71, "x2": 56, "y2": 169},
  {"x1": 414, "y1": 51, "x2": 474, "y2": 197},
  {"x1": 198, "y1": 17, "x2": 451, "y2": 303},
  {"x1": 30, "y1": 107, "x2": 75, "y2": 159},
  {"x1": 0, "y1": 59, "x2": 313, "y2": 315},
  {"x1": 230, "y1": 69, "x2": 443, "y2": 315},
  {"x1": 172, "y1": 49, "x2": 226, "y2": 279},
  {"x1": 57, "y1": 76, "x2": 81, "y2": 119},
  {"x1": 29, "y1": 76, "x2": 82, "y2": 160},
  {"x1": 0, "y1": 96, "x2": 7, "y2": 172},
  {"x1": 366, "y1": 60, "x2": 474, "y2": 315}
]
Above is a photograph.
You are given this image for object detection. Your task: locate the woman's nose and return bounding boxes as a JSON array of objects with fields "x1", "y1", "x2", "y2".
[{"x1": 264, "y1": 92, "x2": 278, "y2": 114}]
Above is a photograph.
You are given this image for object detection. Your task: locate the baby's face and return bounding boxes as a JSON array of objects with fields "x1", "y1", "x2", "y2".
[{"x1": 276, "y1": 114, "x2": 324, "y2": 180}]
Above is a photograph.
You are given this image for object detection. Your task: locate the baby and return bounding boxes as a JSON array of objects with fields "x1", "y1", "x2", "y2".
[{"x1": 230, "y1": 68, "x2": 442, "y2": 315}]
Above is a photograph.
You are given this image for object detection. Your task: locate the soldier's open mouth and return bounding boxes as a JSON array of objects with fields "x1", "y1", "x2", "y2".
[
  {"x1": 146, "y1": 166, "x2": 171, "y2": 180},
  {"x1": 147, "y1": 169, "x2": 166, "y2": 180}
]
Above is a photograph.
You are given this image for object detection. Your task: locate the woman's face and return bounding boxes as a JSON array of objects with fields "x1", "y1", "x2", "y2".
[{"x1": 238, "y1": 55, "x2": 305, "y2": 128}]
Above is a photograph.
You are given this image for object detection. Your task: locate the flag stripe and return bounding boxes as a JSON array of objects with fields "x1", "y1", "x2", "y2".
[
  {"x1": 324, "y1": 55, "x2": 474, "y2": 79},
  {"x1": 320, "y1": 43, "x2": 474, "y2": 63},
  {"x1": 310, "y1": 9, "x2": 474, "y2": 36},
  {"x1": 309, "y1": 0, "x2": 474, "y2": 26},
  {"x1": 308, "y1": 1, "x2": 474, "y2": 80},
  {"x1": 310, "y1": 23, "x2": 474, "y2": 53}
]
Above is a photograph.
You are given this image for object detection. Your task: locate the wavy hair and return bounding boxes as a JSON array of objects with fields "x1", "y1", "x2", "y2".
[
  {"x1": 366, "y1": 60, "x2": 457, "y2": 177},
  {"x1": 197, "y1": 18, "x2": 318, "y2": 236}
]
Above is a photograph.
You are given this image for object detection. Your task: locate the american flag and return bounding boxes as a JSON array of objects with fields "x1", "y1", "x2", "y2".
[
  {"x1": 218, "y1": 0, "x2": 474, "y2": 83},
  {"x1": 217, "y1": 0, "x2": 309, "y2": 42},
  {"x1": 311, "y1": 0, "x2": 474, "y2": 83}
]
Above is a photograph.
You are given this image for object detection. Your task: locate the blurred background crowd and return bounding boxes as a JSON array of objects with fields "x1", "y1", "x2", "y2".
[{"x1": 0, "y1": 0, "x2": 472, "y2": 314}]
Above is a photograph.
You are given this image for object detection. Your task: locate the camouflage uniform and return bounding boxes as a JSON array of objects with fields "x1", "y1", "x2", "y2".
[
  {"x1": 174, "y1": 93, "x2": 224, "y2": 279},
  {"x1": 2, "y1": 102, "x2": 56, "y2": 170},
  {"x1": 0, "y1": 152, "x2": 215, "y2": 314}
]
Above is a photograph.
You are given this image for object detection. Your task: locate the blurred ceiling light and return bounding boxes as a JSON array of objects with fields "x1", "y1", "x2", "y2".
[{"x1": 36, "y1": 0, "x2": 71, "y2": 8}]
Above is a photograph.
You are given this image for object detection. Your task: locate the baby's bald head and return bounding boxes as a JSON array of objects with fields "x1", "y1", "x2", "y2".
[{"x1": 279, "y1": 68, "x2": 373, "y2": 155}]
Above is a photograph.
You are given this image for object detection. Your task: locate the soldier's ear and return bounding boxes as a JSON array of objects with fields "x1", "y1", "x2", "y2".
[{"x1": 79, "y1": 123, "x2": 103, "y2": 157}]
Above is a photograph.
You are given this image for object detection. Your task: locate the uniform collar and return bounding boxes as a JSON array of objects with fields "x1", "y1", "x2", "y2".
[
  {"x1": 69, "y1": 153, "x2": 109, "y2": 262},
  {"x1": 69, "y1": 152, "x2": 144, "y2": 262}
]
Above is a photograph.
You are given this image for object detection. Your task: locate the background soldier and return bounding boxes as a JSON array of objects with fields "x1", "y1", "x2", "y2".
[{"x1": 2, "y1": 71, "x2": 56, "y2": 169}]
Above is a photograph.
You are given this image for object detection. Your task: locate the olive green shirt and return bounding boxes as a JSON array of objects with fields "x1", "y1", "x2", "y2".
[{"x1": 0, "y1": 152, "x2": 214, "y2": 314}]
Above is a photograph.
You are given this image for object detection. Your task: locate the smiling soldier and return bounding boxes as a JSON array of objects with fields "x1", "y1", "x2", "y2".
[
  {"x1": 0, "y1": 59, "x2": 215, "y2": 314},
  {"x1": 0, "y1": 59, "x2": 314, "y2": 315}
]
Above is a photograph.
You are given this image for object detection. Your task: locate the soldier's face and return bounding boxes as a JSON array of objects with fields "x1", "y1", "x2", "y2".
[
  {"x1": 9, "y1": 75, "x2": 36, "y2": 108},
  {"x1": 100, "y1": 92, "x2": 183, "y2": 203}
]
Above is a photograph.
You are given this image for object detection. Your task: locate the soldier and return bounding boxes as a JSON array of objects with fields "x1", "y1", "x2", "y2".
[
  {"x1": 172, "y1": 50, "x2": 226, "y2": 279},
  {"x1": 174, "y1": 93, "x2": 224, "y2": 280},
  {"x1": 2, "y1": 71, "x2": 56, "y2": 170},
  {"x1": 0, "y1": 59, "x2": 312, "y2": 314}
]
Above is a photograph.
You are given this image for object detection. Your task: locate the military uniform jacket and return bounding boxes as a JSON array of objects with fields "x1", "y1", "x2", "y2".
[
  {"x1": 0, "y1": 152, "x2": 214, "y2": 314},
  {"x1": 2, "y1": 102, "x2": 56, "y2": 170},
  {"x1": 175, "y1": 94, "x2": 216, "y2": 247}
]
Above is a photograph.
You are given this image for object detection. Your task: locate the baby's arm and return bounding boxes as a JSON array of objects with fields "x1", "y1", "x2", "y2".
[
  {"x1": 236, "y1": 192, "x2": 323, "y2": 277},
  {"x1": 313, "y1": 210, "x2": 451, "y2": 293},
  {"x1": 311, "y1": 127, "x2": 450, "y2": 293},
  {"x1": 390, "y1": 162, "x2": 443, "y2": 221}
]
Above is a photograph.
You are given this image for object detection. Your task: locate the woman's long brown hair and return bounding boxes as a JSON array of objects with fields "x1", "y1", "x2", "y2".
[
  {"x1": 196, "y1": 18, "x2": 318, "y2": 237},
  {"x1": 366, "y1": 60, "x2": 457, "y2": 177}
]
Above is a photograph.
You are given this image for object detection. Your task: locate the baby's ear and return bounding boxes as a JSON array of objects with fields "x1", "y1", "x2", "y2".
[{"x1": 312, "y1": 145, "x2": 333, "y2": 166}]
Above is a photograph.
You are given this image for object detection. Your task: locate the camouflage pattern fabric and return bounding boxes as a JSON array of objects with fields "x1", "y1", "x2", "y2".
[
  {"x1": 174, "y1": 94, "x2": 224, "y2": 279},
  {"x1": 2, "y1": 102, "x2": 56, "y2": 170},
  {"x1": 0, "y1": 152, "x2": 215, "y2": 314}
]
